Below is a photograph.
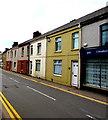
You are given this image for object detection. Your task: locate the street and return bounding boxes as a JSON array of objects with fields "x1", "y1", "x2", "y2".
[{"x1": 1, "y1": 69, "x2": 108, "y2": 119}]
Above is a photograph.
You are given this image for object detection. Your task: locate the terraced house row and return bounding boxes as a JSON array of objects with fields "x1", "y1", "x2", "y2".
[{"x1": 2, "y1": 6, "x2": 108, "y2": 91}]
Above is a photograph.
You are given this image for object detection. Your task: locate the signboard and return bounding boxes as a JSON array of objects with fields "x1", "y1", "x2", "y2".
[{"x1": 86, "y1": 48, "x2": 108, "y2": 56}]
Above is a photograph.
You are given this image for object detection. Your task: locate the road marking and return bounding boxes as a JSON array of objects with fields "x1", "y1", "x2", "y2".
[
  {"x1": 9, "y1": 78, "x2": 20, "y2": 83},
  {"x1": 4, "y1": 70, "x2": 108, "y2": 105},
  {"x1": 0, "y1": 96, "x2": 16, "y2": 120},
  {"x1": 27, "y1": 86, "x2": 56, "y2": 101},
  {"x1": 0, "y1": 92, "x2": 22, "y2": 120},
  {"x1": 86, "y1": 114, "x2": 97, "y2": 120}
]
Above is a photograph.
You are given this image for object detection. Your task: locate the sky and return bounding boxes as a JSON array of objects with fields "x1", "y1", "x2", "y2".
[{"x1": 0, "y1": 0, "x2": 107, "y2": 52}]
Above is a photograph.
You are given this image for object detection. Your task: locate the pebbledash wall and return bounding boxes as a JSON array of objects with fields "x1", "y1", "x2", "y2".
[{"x1": 29, "y1": 36, "x2": 47, "y2": 79}]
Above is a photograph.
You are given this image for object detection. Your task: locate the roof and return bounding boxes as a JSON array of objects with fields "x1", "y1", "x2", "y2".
[{"x1": 13, "y1": 6, "x2": 108, "y2": 45}]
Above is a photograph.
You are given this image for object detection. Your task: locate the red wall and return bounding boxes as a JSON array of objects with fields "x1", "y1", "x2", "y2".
[
  {"x1": 17, "y1": 60, "x2": 29, "y2": 74},
  {"x1": 6, "y1": 61, "x2": 12, "y2": 71}
]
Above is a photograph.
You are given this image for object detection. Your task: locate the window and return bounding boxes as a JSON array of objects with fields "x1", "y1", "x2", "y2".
[
  {"x1": 21, "y1": 47, "x2": 24, "y2": 57},
  {"x1": 27, "y1": 46, "x2": 30, "y2": 56},
  {"x1": 14, "y1": 62, "x2": 16, "y2": 69},
  {"x1": 54, "y1": 60, "x2": 62, "y2": 75},
  {"x1": 8, "y1": 52, "x2": 9, "y2": 58},
  {"x1": 30, "y1": 45, "x2": 33, "y2": 55},
  {"x1": 101, "y1": 24, "x2": 108, "y2": 46},
  {"x1": 14, "y1": 50, "x2": 16, "y2": 57},
  {"x1": 72, "y1": 32, "x2": 79, "y2": 49},
  {"x1": 55, "y1": 37, "x2": 62, "y2": 51},
  {"x1": 11, "y1": 51, "x2": 13, "y2": 58},
  {"x1": 36, "y1": 60, "x2": 41, "y2": 71},
  {"x1": 37, "y1": 43, "x2": 41, "y2": 54}
]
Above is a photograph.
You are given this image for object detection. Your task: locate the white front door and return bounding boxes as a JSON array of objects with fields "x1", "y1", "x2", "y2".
[{"x1": 72, "y1": 61, "x2": 78, "y2": 87}]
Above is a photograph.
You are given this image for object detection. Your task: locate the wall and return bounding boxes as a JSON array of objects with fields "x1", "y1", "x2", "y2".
[
  {"x1": 18, "y1": 45, "x2": 29, "y2": 60},
  {"x1": 30, "y1": 38, "x2": 46, "y2": 79},
  {"x1": 82, "y1": 19, "x2": 107, "y2": 47},
  {"x1": 11, "y1": 48, "x2": 18, "y2": 72},
  {"x1": 46, "y1": 26, "x2": 81, "y2": 86}
]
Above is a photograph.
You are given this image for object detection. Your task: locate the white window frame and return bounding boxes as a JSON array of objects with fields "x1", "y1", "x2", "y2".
[
  {"x1": 54, "y1": 60, "x2": 62, "y2": 75},
  {"x1": 36, "y1": 60, "x2": 41, "y2": 71},
  {"x1": 30, "y1": 45, "x2": 33, "y2": 55},
  {"x1": 55, "y1": 37, "x2": 62, "y2": 51},
  {"x1": 72, "y1": 32, "x2": 79, "y2": 49},
  {"x1": 37, "y1": 43, "x2": 41, "y2": 54},
  {"x1": 14, "y1": 62, "x2": 16, "y2": 69},
  {"x1": 21, "y1": 48, "x2": 24, "y2": 57}
]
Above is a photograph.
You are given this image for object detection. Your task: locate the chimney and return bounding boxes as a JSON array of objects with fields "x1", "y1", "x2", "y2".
[
  {"x1": 106, "y1": 1, "x2": 108, "y2": 6},
  {"x1": 5, "y1": 48, "x2": 9, "y2": 51},
  {"x1": 12, "y1": 42, "x2": 18, "y2": 48},
  {"x1": 33, "y1": 31, "x2": 41, "y2": 38}
]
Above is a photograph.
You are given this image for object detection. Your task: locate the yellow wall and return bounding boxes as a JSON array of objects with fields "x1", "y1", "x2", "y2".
[{"x1": 46, "y1": 26, "x2": 81, "y2": 86}]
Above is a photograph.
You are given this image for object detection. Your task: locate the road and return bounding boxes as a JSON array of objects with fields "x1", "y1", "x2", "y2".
[{"x1": 1, "y1": 69, "x2": 108, "y2": 119}]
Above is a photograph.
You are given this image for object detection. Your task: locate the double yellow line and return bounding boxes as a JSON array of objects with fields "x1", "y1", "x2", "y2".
[{"x1": 0, "y1": 92, "x2": 22, "y2": 120}]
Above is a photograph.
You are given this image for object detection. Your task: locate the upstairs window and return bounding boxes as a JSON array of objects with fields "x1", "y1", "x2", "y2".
[
  {"x1": 27, "y1": 46, "x2": 30, "y2": 56},
  {"x1": 8, "y1": 52, "x2": 9, "y2": 58},
  {"x1": 72, "y1": 32, "x2": 79, "y2": 49},
  {"x1": 11, "y1": 51, "x2": 13, "y2": 58},
  {"x1": 14, "y1": 50, "x2": 16, "y2": 57},
  {"x1": 21, "y1": 47, "x2": 24, "y2": 57},
  {"x1": 30, "y1": 45, "x2": 33, "y2": 55},
  {"x1": 37, "y1": 43, "x2": 41, "y2": 54},
  {"x1": 101, "y1": 24, "x2": 108, "y2": 46},
  {"x1": 55, "y1": 37, "x2": 62, "y2": 51}
]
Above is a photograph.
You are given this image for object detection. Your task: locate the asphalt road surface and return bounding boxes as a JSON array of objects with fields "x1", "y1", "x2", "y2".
[{"x1": 1, "y1": 69, "x2": 108, "y2": 119}]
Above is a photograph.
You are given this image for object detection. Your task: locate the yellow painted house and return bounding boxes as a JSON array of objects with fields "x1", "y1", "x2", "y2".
[{"x1": 46, "y1": 23, "x2": 81, "y2": 87}]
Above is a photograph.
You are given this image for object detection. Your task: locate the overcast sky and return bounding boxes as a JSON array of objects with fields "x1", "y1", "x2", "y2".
[{"x1": 0, "y1": 0, "x2": 107, "y2": 52}]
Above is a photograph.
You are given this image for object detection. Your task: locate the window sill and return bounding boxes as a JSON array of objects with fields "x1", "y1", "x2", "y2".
[
  {"x1": 71, "y1": 49, "x2": 79, "y2": 51},
  {"x1": 53, "y1": 74, "x2": 62, "y2": 77},
  {"x1": 54, "y1": 50, "x2": 62, "y2": 53},
  {"x1": 37, "y1": 53, "x2": 41, "y2": 55}
]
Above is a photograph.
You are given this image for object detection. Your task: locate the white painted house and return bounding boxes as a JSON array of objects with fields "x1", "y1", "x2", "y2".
[{"x1": 30, "y1": 35, "x2": 47, "y2": 79}]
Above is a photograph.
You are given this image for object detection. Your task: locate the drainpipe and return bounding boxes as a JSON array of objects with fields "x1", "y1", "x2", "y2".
[{"x1": 78, "y1": 23, "x2": 82, "y2": 89}]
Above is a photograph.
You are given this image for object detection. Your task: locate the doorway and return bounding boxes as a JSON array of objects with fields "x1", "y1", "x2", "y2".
[{"x1": 72, "y1": 61, "x2": 78, "y2": 87}]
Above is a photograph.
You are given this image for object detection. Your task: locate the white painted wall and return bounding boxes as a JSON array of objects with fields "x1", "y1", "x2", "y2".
[
  {"x1": 82, "y1": 19, "x2": 107, "y2": 48},
  {"x1": 30, "y1": 38, "x2": 46, "y2": 79},
  {"x1": 11, "y1": 48, "x2": 18, "y2": 72},
  {"x1": 18, "y1": 45, "x2": 28, "y2": 60},
  {"x1": 6, "y1": 47, "x2": 18, "y2": 72}
]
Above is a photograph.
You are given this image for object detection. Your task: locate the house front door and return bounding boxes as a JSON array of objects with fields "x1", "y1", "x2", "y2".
[{"x1": 72, "y1": 61, "x2": 78, "y2": 87}]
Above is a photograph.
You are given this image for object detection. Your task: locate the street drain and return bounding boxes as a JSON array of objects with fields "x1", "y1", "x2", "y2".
[
  {"x1": 3, "y1": 85, "x2": 19, "y2": 88},
  {"x1": 3, "y1": 85, "x2": 8, "y2": 88}
]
